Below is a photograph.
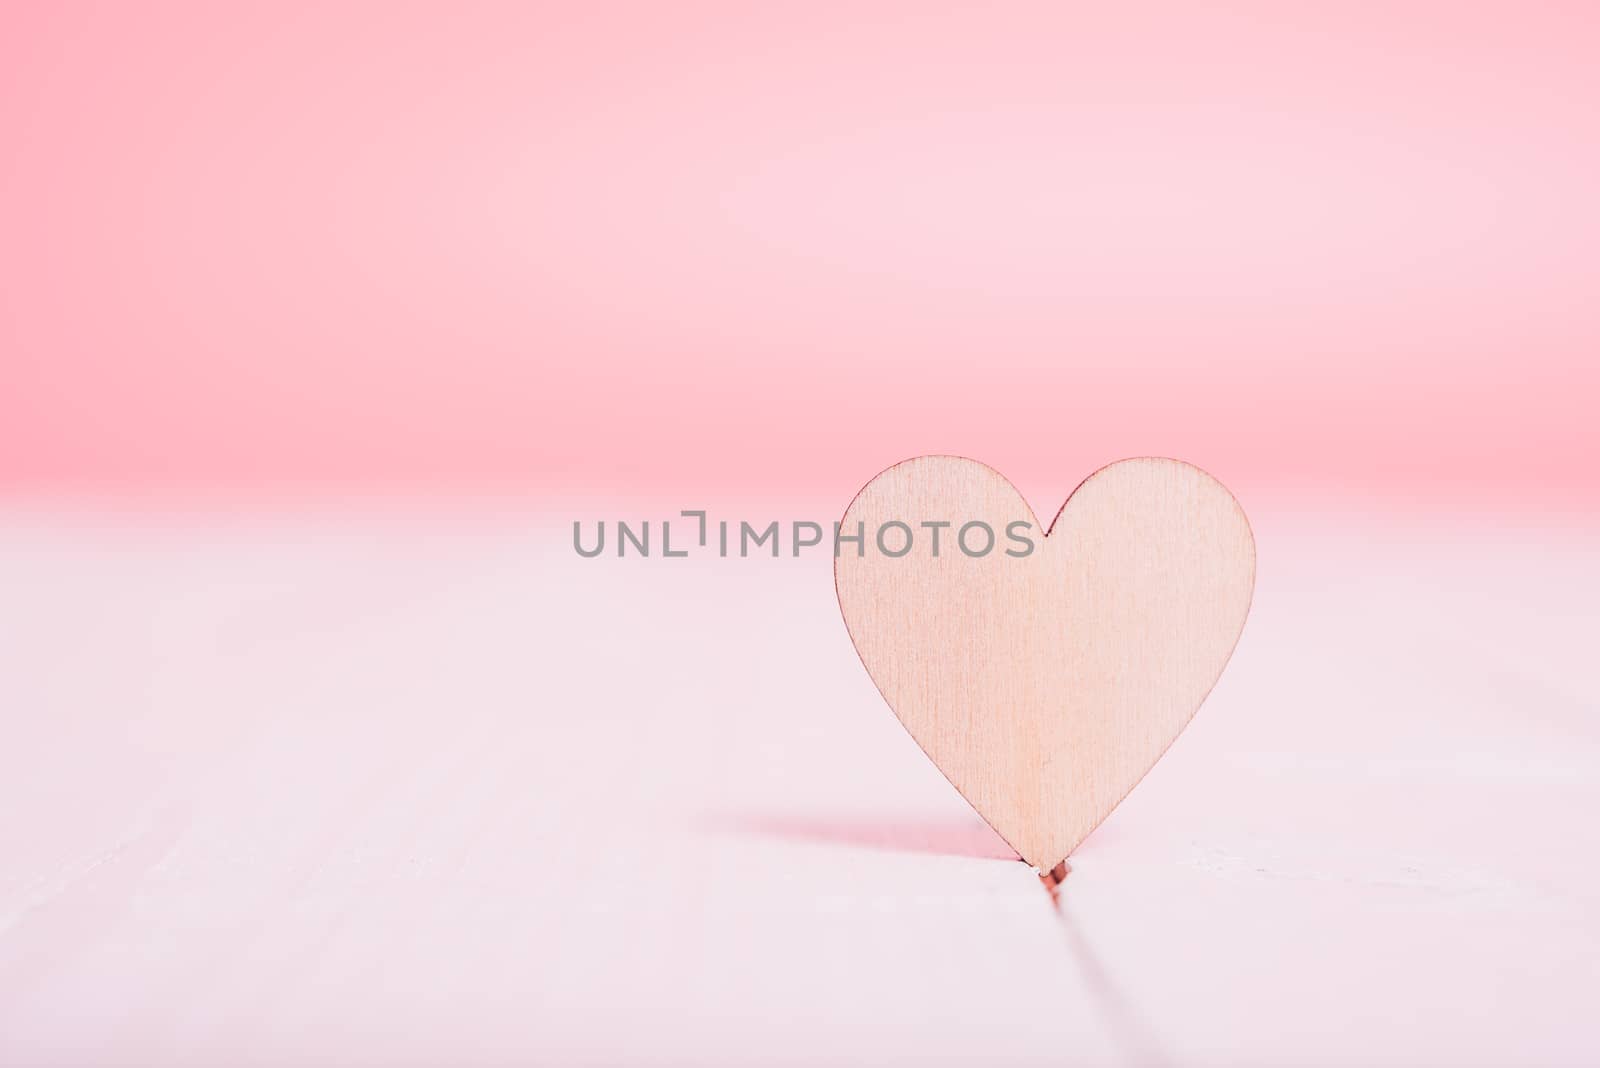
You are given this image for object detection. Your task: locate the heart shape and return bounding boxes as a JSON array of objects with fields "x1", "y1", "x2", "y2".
[{"x1": 834, "y1": 456, "x2": 1255, "y2": 870}]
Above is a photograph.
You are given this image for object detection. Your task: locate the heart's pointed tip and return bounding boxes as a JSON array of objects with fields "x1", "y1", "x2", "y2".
[{"x1": 1038, "y1": 859, "x2": 1071, "y2": 907}]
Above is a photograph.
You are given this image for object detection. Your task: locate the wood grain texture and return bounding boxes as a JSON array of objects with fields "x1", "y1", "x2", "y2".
[
  {"x1": 1, "y1": 509, "x2": 1596, "y2": 1065},
  {"x1": 835, "y1": 456, "x2": 1256, "y2": 870}
]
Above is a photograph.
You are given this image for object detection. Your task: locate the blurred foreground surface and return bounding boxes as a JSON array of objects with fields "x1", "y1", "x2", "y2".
[{"x1": 0, "y1": 502, "x2": 1596, "y2": 1066}]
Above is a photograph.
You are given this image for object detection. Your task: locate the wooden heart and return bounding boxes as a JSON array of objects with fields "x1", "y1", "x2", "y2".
[{"x1": 834, "y1": 456, "x2": 1255, "y2": 870}]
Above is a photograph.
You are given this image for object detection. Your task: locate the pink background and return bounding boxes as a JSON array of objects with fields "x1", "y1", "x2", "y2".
[
  {"x1": 3, "y1": 7, "x2": 1599, "y2": 1066},
  {"x1": 4, "y1": 3, "x2": 1597, "y2": 507}
]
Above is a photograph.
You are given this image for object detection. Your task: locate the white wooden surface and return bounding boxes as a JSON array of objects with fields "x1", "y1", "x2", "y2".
[{"x1": 0, "y1": 502, "x2": 1596, "y2": 1065}]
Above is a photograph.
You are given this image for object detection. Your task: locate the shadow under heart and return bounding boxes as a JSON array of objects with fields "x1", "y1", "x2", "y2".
[{"x1": 702, "y1": 810, "x2": 1022, "y2": 861}]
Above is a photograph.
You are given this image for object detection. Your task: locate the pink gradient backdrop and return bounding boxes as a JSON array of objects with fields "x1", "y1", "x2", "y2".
[
  {"x1": 2, "y1": 3, "x2": 1597, "y2": 505},
  {"x1": 4, "y1": 10, "x2": 1600, "y2": 1063}
]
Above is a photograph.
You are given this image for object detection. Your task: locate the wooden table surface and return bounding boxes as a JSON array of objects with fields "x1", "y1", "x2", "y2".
[{"x1": 1, "y1": 504, "x2": 1595, "y2": 1065}]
